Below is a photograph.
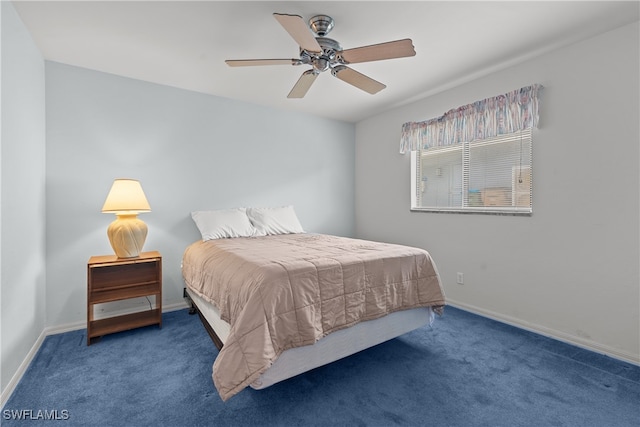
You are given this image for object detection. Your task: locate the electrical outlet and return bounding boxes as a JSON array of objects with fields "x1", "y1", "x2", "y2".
[{"x1": 456, "y1": 272, "x2": 464, "y2": 285}]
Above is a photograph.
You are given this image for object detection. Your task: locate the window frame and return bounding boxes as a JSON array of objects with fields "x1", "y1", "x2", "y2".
[{"x1": 410, "y1": 129, "x2": 533, "y2": 216}]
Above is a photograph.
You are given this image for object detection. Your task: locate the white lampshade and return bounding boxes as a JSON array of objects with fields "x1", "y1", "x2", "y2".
[
  {"x1": 102, "y1": 179, "x2": 151, "y2": 213},
  {"x1": 102, "y1": 179, "x2": 151, "y2": 258}
]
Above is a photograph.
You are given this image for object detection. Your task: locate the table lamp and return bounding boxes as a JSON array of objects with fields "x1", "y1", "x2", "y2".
[{"x1": 101, "y1": 178, "x2": 151, "y2": 258}]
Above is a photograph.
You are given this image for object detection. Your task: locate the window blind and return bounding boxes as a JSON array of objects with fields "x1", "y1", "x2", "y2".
[{"x1": 411, "y1": 129, "x2": 532, "y2": 214}]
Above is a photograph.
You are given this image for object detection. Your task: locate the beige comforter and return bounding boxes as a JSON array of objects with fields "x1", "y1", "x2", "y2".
[{"x1": 182, "y1": 233, "x2": 445, "y2": 401}]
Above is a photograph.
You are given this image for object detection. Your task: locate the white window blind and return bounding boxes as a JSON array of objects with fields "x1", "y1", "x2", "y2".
[{"x1": 411, "y1": 129, "x2": 532, "y2": 214}]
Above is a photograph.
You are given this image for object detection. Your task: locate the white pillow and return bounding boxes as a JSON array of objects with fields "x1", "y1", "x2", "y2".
[
  {"x1": 191, "y1": 208, "x2": 256, "y2": 240},
  {"x1": 247, "y1": 206, "x2": 305, "y2": 236}
]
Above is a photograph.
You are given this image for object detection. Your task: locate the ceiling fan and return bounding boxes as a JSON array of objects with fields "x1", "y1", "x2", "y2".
[{"x1": 225, "y1": 13, "x2": 416, "y2": 98}]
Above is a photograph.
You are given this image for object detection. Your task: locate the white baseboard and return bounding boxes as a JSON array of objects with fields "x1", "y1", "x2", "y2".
[
  {"x1": 446, "y1": 298, "x2": 640, "y2": 366},
  {"x1": 1, "y1": 329, "x2": 47, "y2": 408},
  {"x1": 0, "y1": 301, "x2": 190, "y2": 408},
  {"x1": 44, "y1": 300, "x2": 190, "y2": 336}
]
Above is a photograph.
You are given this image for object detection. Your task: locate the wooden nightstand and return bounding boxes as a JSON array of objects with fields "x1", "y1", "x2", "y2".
[{"x1": 87, "y1": 251, "x2": 162, "y2": 345}]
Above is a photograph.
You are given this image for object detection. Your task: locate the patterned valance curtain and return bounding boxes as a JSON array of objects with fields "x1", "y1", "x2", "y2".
[{"x1": 399, "y1": 84, "x2": 543, "y2": 154}]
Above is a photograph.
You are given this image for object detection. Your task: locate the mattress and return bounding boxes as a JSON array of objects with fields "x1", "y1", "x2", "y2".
[{"x1": 186, "y1": 287, "x2": 434, "y2": 390}]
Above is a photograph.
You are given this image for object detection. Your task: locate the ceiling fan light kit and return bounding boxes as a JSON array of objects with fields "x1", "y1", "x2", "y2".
[{"x1": 226, "y1": 13, "x2": 416, "y2": 98}]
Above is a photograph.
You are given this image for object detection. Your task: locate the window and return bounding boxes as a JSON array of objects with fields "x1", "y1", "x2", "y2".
[
  {"x1": 411, "y1": 129, "x2": 532, "y2": 214},
  {"x1": 402, "y1": 84, "x2": 542, "y2": 214}
]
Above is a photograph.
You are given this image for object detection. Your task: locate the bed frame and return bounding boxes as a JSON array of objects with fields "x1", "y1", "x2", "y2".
[{"x1": 184, "y1": 288, "x2": 223, "y2": 350}]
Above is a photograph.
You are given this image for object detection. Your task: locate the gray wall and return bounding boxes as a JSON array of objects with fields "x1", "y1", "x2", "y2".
[
  {"x1": 45, "y1": 62, "x2": 355, "y2": 327},
  {"x1": 1, "y1": 1, "x2": 47, "y2": 393},
  {"x1": 355, "y1": 22, "x2": 639, "y2": 362}
]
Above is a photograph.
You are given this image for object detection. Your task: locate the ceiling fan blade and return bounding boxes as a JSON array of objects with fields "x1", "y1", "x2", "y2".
[
  {"x1": 288, "y1": 70, "x2": 319, "y2": 98},
  {"x1": 273, "y1": 13, "x2": 322, "y2": 53},
  {"x1": 225, "y1": 59, "x2": 300, "y2": 67},
  {"x1": 339, "y1": 39, "x2": 416, "y2": 64},
  {"x1": 331, "y1": 65, "x2": 386, "y2": 94}
]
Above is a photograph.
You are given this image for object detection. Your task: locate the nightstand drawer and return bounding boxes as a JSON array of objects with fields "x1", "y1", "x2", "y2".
[{"x1": 89, "y1": 260, "x2": 160, "y2": 291}]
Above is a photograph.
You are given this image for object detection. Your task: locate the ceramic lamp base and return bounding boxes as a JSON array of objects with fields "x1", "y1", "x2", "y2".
[{"x1": 106, "y1": 214, "x2": 148, "y2": 258}]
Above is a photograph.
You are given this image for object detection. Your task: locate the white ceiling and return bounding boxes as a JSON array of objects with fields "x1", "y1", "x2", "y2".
[{"x1": 12, "y1": 1, "x2": 640, "y2": 122}]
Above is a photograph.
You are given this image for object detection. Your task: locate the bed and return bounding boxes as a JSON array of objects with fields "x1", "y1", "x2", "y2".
[{"x1": 182, "y1": 207, "x2": 446, "y2": 401}]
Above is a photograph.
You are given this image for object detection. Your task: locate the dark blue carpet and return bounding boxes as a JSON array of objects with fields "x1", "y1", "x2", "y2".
[{"x1": 3, "y1": 307, "x2": 639, "y2": 426}]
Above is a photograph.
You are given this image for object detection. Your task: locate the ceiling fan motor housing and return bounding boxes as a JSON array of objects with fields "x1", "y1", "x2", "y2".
[{"x1": 301, "y1": 36, "x2": 342, "y2": 72}]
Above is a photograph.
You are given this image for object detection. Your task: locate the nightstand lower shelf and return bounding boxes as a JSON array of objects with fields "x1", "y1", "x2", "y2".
[{"x1": 88, "y1": 309, "x2": 162, "y2": 344}]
